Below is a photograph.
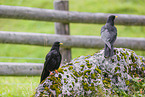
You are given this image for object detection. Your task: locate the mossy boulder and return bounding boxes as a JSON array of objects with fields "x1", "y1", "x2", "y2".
[{"x1": 34, "y1": 48, "x2": 145, "y2": 97}]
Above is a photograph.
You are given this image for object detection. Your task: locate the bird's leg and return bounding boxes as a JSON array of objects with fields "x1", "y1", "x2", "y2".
[
  {"x1": 49, "y1": 70, "x2": 54, "y2": 75},
  {"x1": 55, "y1": 69, "x2": 58, "y2": 74}
]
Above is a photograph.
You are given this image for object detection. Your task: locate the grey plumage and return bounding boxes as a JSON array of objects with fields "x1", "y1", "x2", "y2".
[{"x1": 101, "y1": 15, "x2": 117, "y2": 57}]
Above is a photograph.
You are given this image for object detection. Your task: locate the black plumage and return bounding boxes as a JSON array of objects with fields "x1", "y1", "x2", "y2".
[
  {"x1": 101, "y1": 15, "x2": 117, "y2": 57},
  {"x1": 40, "y1": 41, "x2": 63, "y2": 83}
]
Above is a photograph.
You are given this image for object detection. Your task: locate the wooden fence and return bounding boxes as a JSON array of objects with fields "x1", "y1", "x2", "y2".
[{"x1": 0, "y1": 0, "x2": 145, "y2": 76}]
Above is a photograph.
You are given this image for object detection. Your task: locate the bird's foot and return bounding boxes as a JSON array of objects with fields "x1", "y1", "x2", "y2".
[
  {"x1": 50, "y1": 72, "x2": 54, "y2": 75},
  {"x1": 55, "y1": 69, "x2": 58, "y2": 74},
  {"x1": 49, "y1": 71, "x2": 54, "y2": 75}
]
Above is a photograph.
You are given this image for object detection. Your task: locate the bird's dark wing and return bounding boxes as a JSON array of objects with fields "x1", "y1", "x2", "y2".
[
  {"x1": 55, "y1": 52, "x2": 62, "y2": 69},
  {"x1": 110, "y1": 27, "x2": 117, "y2": 44},
  {"x1": 40, "y1": 50, "x2": 58, "y2": 82},
  {"x1": 43, "y1": 50, "x2": 58, "y2": 71},
  {"x1": 101, "y1": 25, "x2": 112, "y2": 49}
]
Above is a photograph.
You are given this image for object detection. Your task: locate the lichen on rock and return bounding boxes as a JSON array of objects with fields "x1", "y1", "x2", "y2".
[{"x1": 34, "y1": 48, "x2": 145, "y2": 97}]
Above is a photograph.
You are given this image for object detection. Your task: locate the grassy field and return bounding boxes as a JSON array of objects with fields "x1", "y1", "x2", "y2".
[{"x1": 0, "y1": 0, "x2": 145, "y2": 96}]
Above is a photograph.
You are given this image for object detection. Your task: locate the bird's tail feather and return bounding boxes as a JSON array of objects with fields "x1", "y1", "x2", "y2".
[
  {"x1": 110, "y1": 46, "x2": 114, "y2": 57},
  {"x1": 40, "y1": 70, "x2": 50, "y2": 83},
  {"x1": 104, "y1": 44, "x2": 110, "y2": 57},
  {"x1": 105, "y1": 42, "x2": 111, "y2": 49}
]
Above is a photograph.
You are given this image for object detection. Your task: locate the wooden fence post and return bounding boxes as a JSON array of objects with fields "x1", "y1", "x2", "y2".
[{"x1": 54, "y1": 0, "x2": 71, "y2": 64}]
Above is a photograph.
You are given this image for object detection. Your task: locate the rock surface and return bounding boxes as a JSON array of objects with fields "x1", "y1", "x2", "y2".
[{"x1": 34, "y1": 48, "x2": 145, "y2": 97}]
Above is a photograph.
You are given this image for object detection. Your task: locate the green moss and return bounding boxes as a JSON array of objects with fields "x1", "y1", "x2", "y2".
[
  {"x1": 85, "y1": 60, "x2": 89, "y2": 63},
  {"x1": 57, "y1": 78, "x2": 61, "y2": 83},
  {"x1": 68, "y1": 66, "x2": 73, "y2": 70},
  {"x1": 91, "y1": 73, "x2": 96, "y2": 79},
  {"x1": 79, "y1": 71, "x2": 83, "y2": 76},
  {"x1": 84, "y1": 70, "x2": 91, "y2": 74},
  {"x1": 103, "y1": 80, "x2": 108, "y2": 84},
  {"x1": 64, "y1": 80, "x2": 68, "y2": 84},
  {"x1": 47, "y1": 77, "x2": 54, "y2": 81},
  {"x1": 133, "y1": 64, "x2": 137, "y2": 68},
  {"x1": 75, "y1": 79, "x2": 78, "y2": 83},
  {"x1": 83, "y1": 83, "x2": 89, "y2": 91},
  {"x1": 126, "y1": 51, "x2": 129, "y2": 55},
  {"x1": 95, "y1": 68, "x2": 101, "y2": 74},
  {"x1": 124, "y1": 56, "x2": 127, "y2": 60},
  {"x1": 123, "y1": 66, "x2": 127, "y2": 73},
  {"x1": 130, "y1": 53, "x2": 136, "y2": 63},
  {"x1": 53, "y1": 77, "x2": 61, "y2": 83},
  {"x1": 66, "y1": 75, "x2": 69, "y2": 78},
  {"x1": 114, "y1": 49, "x2": 117, "y2": 53},
  {"x1": 87, "y1": 66, "x2": 92, "y2": 68},
  {"x1": 114, "y1": 73, "x2": 121, "y2": 77},
  {"x1": 115, "y1": 67, "x2": 120, "y2": 73},
  {"x1": 135, "y1": 56, "x2": 138, "y2": 60},
  {"x1": 91, "y1": 83, "x2": 94, "y2": 86},
  {"x1": 44, "y1": 87, "x2": 49, "y2": 91},
  {"x1": 80, "y1": 65, "x2": 85, "y2": 68},
  {"x1": 73, "y1": 72, "x2": 80, "y2": 77},
  {"x1": 84, "y1": 75, "x2": 88, "y2": 78},
  {"x1": 112, "y1": 59, "x2": 115, "y2": 62},
  {"x1": 87, "y1": 63, "x2": 91, "y2": 66},
  {"x1": 69, "y1": 85, "x2": 72, "y2": 88},
  {"x1": 75, "y1": 61, "x2": 80, "y2": 63},
  {"x1": 72, "y1": 82, "x2": 75, "y2": 86},
  {"x1": 89, "y1": 83, "x2": 96, "y2": 91},
  {"x1": 121, "y1": 56, "x2": 123, "y2": 59},
  {"x1": 58, "y1": 74, "x2": 62, "y2": 79},
  {"x1": 68, "y1": 63, "x2": 73, "y2": 65},
  {"x1": 89, "y1": 86, "x2": 96, "y2": 91},
  {"x1": 141, "y1": 67, "x2": 144, "y2": 71},
  {"x1": 50, "y1": 85, "x2": 55, "y2": 90},
  {"x1": 84, "y1": 87, "x2": 89, "y2": 91},
  {"x1": 81, "y1": 68, "x2": 84, "y2": 71},
  {"x1": 121, "y1": 52, "x2": 126, "y2": 56},
  {"x1": 93, "y1": 81, "x2": 98, "y2": 83},
  {"x1": 55, "y1": 88, "x2": 61, "y2": 96},
  {"x1": 70, "y1": 74, "x2": 76, "y2": 79},
  {"x1": 117, "y1": 63, "x2": 120, "y2": 66},
  {"x1": 117, "y1": 55, "x2": 120, "y2": 61},
  {"x1": 125, "y1": 80, "x2": 130, "y2": 85},
  {"x1": 139, "y1": 57, "x2": 143, "y2": 62},
  {"x1": 64, "y1": 69, "x2": 67, "y2": 71},
  {"x1": 57, "y1": 68, "x2": 64, "y2": 74}
]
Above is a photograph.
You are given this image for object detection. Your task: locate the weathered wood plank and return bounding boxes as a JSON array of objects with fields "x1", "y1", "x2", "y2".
[
  {"x1": 54, "y1": 0, "x2": 71, "y2": 63},
  {"x1": 0, "y1": 31, "x2": 145, "y2": 50},
  {"x1": 0, "y1": 5, "x2": 145, "y2": 26},
  {"x1": 0, "y1": 62, "x2": 43, "y2": 76}
]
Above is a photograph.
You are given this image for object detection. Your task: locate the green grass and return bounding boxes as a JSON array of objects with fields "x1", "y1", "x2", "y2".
[
  {"x1": 0, "y1": 76, "x2": 39, "y2": 97},
  {"x1": 0, "y1": 0, "x2": 145, "y2": 96}
]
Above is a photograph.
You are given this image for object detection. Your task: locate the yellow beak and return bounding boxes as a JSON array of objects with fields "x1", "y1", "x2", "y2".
[
  {"x1": 59, "y1": 43, "x2": 63, "y2": 45},
  {"x1": 115, "y1": 16, "x2": 118, "y2": 18}
]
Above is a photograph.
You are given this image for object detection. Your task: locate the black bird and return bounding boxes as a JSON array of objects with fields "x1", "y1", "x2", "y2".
[
  {"x1": 40, "y1": 41, "x2": 63, "y2": 83},
  {"x1": 101, "y1": 15, "x2": 117, "y2": 57}
]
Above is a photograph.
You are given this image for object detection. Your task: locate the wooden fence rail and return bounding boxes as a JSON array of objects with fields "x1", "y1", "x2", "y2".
[
  {"x1": 0, "y1": 3, "x2": 145, "y2": 76},
  {"x1": 0, "y1": 31, "x2": 145, "y2": 50},
  {"x1": 0, "y1": 5, "x2": 145, "y2": 26},
  {"x1": 0, "y1": 62, "x2": 43, "y2": 76}
]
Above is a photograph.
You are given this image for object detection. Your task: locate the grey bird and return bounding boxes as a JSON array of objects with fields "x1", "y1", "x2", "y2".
[{"x1": 101, "y1": 15, "x2": 117, "y2": 57}]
